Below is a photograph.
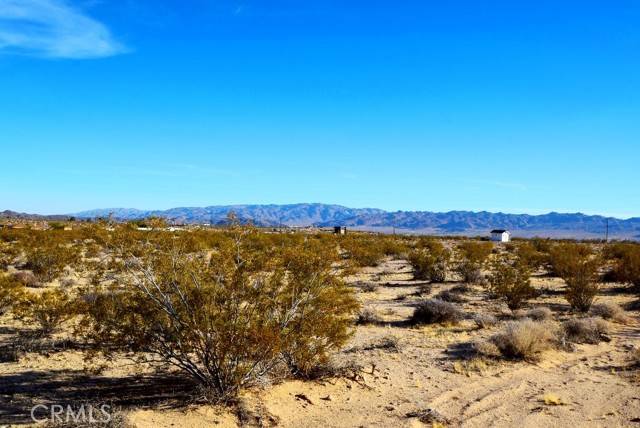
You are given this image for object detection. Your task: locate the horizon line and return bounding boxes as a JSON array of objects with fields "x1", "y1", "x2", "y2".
[{"x1": 2, "y1": 204, "x2": 639, "y2": 221}]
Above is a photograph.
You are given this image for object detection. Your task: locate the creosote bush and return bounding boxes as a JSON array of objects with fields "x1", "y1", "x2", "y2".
[
  {"x1": 14, "y1": 288, "x2": 75, "y2": 334},
  {"x1": 410, "y1": 299, "x2": 464, "y2": 325},
  {"x1": 612, "y1": 245, "x2": 640, "y2": 288},
  {"x1": 487, "y1": 258, "x2": 535, "y2": 310},
  {"x1": 515, "y1": 241, "x2": 549, "y2": 270},
  {"x1": 340, "y1": 235, "x2": 386, "y2": 268},
  {"x1": 456, "y1": 241, "x2": 493, "y2": 284},
  {"x1": 549, "y1": 243, "x2": 592, "y2": 278},
  {"x1": 22, "y1": 234, "x2": 78, "y2": 282},
  {"x1": 408, "y1": 240, "x2": 450, "y2": 282},
  {"x1": 0, "y1": 275, "x2": 25, "y2": 315},
  {"x1": 78, "y1": 226, "x2": 359, "y2": 400},
  {"x1": 563, "y1": 257, "x2": 601, "y2": 312}
]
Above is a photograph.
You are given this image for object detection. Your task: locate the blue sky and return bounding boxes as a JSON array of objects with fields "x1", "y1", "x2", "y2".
[{"x1": 1, "y1": 1, "x2": 639, "y2": 217}]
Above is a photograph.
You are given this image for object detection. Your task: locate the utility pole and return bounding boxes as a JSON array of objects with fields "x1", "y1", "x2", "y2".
[{"x1": 605, "y1": 218, "x2": 609, "y2": 243}]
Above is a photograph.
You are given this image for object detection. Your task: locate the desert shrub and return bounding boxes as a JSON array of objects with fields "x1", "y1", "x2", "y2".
[
  {"x1": 0, "y1": 275, "x2": 25, "y2": 315},
  {"x1": 0, "y1": 244, "x2": 18, "y2": 270},
  {"x1": 415, "y1": 283, "x2": 432, "y2": 296},
  {"x1": 455, "y1": 241, "x2": 493, "y2": 284},
  {"x1": 516, "y1": 242, "x2": 549, "y2": 270},
  {"x1": 378, "y1": 236, "x2": 409, "y2": 257},
  {"x1": 473, "y1": 313, "x2": 498, "y2": 329},
  {"x1": 359, "y1": 282, "x2": 378, "y2": 293},
  {"x1": 340, "y1": 235, "x2": 386, "y2": 267},
  {"x1": 515, "y1": 306, "x2": 553, "y2": 322},
  {"x1": 487, "y1": 258, "x2": 535, "y2": 310},
  {"x1": 549, "y1": 243, "x2": 593, "y2": 278},
  {"x1": 435, "y1": 289, "x2": 466, "y2": 303},
  {"x1": 562, "y1": 257, "x2": 601, "y2": 312},
  {"x1": 562, "y1": 318, "x2": 609, "y2": 344},
  {"x1": 589, "y1": 303, "x2": 629, "y2": 324},
  {"x1": 23, "y1": 235, "x2": 78, "y2": 282},
  {"x1": 456, "y1": 261, "x2": 484, "y2": 284},
  {"x1": 408, "y1": 240, "x2": 450, "y2": 282},
  {"x1": 356, "y1": 308, "x2": 382, "y2": 325},
  {"x1": 458, "y1": 241, "x2": 493, "y2": 263},
  {"x1": 489, "y1": 319, "x2": 558, "y2": 360},
  {"x1": 12, "y1": 271, "x2": 39, "y2": 287},
  {"x1": 363, "y1": 335, "x2": 401, "y2": 352},
  {"x1": 613, "y1": 245, "x2": 640, "y2": 288},
  {"x1": 472, "y1": 339, "x2": 502, "y2": 358},
  {"x1": 79, "y1": 229, "x2": 358, "y2": 400},
  {"x1": 14, "y1": 288, "x2": 75, "y2": 334},
  {"x1": 410, "y1": 299, "x2": 464, "y2": 325}
]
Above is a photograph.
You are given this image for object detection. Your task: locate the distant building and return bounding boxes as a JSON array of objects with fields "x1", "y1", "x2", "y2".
[
  {"x1": 334, "y1": 226, "x2": 347, "y2": 235},
  {"x1": 490, "y1": 229, "x2": 511, "y2": 242}
]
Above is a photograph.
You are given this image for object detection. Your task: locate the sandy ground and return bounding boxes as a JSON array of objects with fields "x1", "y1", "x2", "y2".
[{"x1": 1, "y1": 258, "x2": 639, "y2": 427}]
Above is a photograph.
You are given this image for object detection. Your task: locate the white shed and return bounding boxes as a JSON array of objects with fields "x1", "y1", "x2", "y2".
[{"x1": 490, "y1": 229, "x2": 511, "y2": 242}]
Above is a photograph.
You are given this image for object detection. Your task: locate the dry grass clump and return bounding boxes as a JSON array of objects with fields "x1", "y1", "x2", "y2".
[
  {"x1": 362, "y1": 335, "x2": 401, "y2": 352},
  {"x1": 410, "y1": 299, "x2": 464, "y2": 325},
  {"x1": 472, "y1": 339, "x2": 502, "y2": 358},
  {"x1": 589, "y1": 302, "x2": 630, "y2": 324},
  {"x1": 562, "y1": 318, "x2": 610, "y2": 344},
  {"x1": 356, "y1": 307, "x2": 382, "y2": 325},
  {"x1": 473, "y1": 313, "x2": 498, "y2": 329},
  {"x1": 631, "y1": 348, "x2": 640, "y2": 366},
  {"x1": 12, "y1": 271, "x2": 39, "y2": 287},
  {"x1": 359, "y1": 282, "x2": 378, "y2": 293},
  {"x1": 487, "y1": 319, "x2": 558, "y2": 360},
  {"x1": 515, "y1": 306, "x2": 553, "y2": 322},
  {"x1": 435, "y1": 289, "x2": 467, "y2": 303}
]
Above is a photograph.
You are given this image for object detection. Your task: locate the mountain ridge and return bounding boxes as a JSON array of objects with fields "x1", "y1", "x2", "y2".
[{"x1": 68, "y1": 204, "x2": 640, "y2": 240}]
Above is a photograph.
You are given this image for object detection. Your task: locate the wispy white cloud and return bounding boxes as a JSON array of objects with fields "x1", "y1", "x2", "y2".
[{"x1": 0, "y1": 0, "x2": 126, "y2": 59}]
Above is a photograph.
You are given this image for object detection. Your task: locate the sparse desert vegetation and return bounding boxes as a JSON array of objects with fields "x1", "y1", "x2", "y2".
[{"x1": 0, "y1": 223, "x2": 638, "y2": 426}]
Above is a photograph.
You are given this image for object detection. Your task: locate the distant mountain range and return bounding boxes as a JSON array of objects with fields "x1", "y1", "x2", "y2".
[{"x1": 68, "y1": 204, "x2": 640, "y2": 240}]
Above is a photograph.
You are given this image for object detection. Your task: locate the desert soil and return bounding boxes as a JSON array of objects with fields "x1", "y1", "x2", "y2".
[{"x1": 1, "y1": 258, "x2": 639, "y2": 427}]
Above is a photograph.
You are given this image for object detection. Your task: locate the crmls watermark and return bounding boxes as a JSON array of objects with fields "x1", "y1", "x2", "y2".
[{"x1": 31, "y1": 403, "x2": 112, "y2": 424}]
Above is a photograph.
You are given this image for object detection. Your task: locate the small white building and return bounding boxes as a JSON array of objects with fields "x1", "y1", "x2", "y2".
[{"x1": 490, "y1": 229, "x2": 511, "y2": 242}]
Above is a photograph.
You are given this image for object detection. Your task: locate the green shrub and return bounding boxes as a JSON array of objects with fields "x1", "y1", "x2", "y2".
[
  {"x1": 341, "y1": 235, "x2": 386, "y2": 267},
  {"x1": 79, "y1": 229, "x2": 359, "y2": 400},
  {"x1": 614, "y1": 245, "x2": 640, "y2": 288},
  {"x1": 23, "y1": 235, "x2": 78, "y2": 282},
  {"x1": 0, "y1": 275, "x2": 25, "y2": 315},
  {"x1": 14, "y1": 288, "x2": 75, "y2": 334},
  {"x1": 456, "y1": 241, "x2": 493, "y2": 284},
  {"x1": 563, "y1": 257, "x2": 601, "y2": 312},
  {"x1": 408, "y1": 240, "x2": 450, "y2": 282},
  {"x1": 487, "y1": 258, "x2": 535, "y2": 310},
  {"x1": 549, "y1": 243, "x2": 593, "y2": 278}
]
